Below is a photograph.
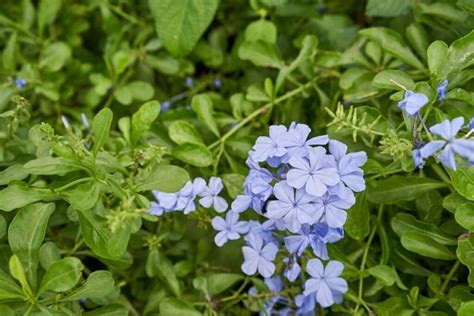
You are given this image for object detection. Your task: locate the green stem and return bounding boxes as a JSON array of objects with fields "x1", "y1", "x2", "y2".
[
  {"x1": 53, "y1": 177, "x2": 92, "y2": 192},
  {"x1": 431, "y1": 164, "x2": 452, "y2": 186},
  {"x1": 440, "y1": 260, "x2": 460, "y2": 294},
  {"x1": 354, "y1": 205, "x2": 384, "y2": 315},
  {"x1": 208, "y1": 80, "x2": 316, "y2": 150}
]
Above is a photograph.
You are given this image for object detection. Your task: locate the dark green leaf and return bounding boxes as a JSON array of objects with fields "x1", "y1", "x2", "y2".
[
  {"x1": 146, "y1": 249, "x2": 181, "y2": 297},
  {"x1": 0, "y1": 268, "x2": 24, "y2": 300},
  {"x1": 400, "y1": 231, "x2": 456, "y2": 260},
  {"x1": 238, "y1": 40, "x2": 284, "y2": 68},
  {"x1": 38, "y1": 257, "x2": 83, "y2": 295},
  {"x1": 366, "y1": 0, "x2": 410, "y2": 17},
  {"x1": 448, "y1": 166, "x2": 474, "y2": 201},
  {"x1": 345, "y1": 192, "x2": 370, "y2": 240},
  {"x1": 457, "y1": 234, "x2": 474, "y2": 286},
  {"x1": 0, "y1": 164, "x2": 29, "y2": 185},
  {"x1": 191, "y1": 94, "x2": 220, "y2": 137},
  {"x1": 37, "y1": 0, "x2": 62, "y2": 35},
  {"x1": 207, "y1": 273, "x2": 243, "y2": 295},
  {"x1": 0, "y1": 184, "x2": 56, "y2": 212},
  {"x1": 455, "y1": 203, "x2": 474, "y2": 232},
  {"x1": 68, "y1": 182, "x2": 100, "y2": 211},
  {"x1": 39, "y1": 42, "x2": 71, "y2": 72},
  {"x1": 63, "y1": 271, "x2": 114, "y2": 301},
  {"x1": 39, "y1": 242, "x2": 61, "y2": 270},
  {"x1": 159, "y1": 298, "x2": 201, "y2": 316},
  {"x1": 222, "y1": 174, "x2": 245, "y2": 199},
  {"x1": 23, "y1": 157, "x2": 84, "y2": 175}
]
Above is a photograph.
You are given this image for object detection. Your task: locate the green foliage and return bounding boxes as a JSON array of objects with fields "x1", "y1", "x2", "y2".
[{"x1": 0, "y1": 0, "x2": 473, "y2": 315}]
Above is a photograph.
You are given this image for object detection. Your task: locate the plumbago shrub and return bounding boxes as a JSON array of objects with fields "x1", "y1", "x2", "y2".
[{"x1": 0, "y1": 0, "x2": 474, "y2": 315}]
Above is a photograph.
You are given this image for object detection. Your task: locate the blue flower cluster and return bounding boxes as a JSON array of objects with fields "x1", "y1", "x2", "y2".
[
  {"x1": 149, "y1": 177, "x2": 228, "y2": 216},
  {"x1": 211, "y1": 123, "x2": 367, "y2": 313}
]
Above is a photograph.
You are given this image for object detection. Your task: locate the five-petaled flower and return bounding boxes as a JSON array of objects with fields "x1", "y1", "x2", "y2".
[
  {"x1": 199, "y1": 177, "x2": 228, "y2": 212},
  {"x1": 303, "y1": 259, "x2": 348, "y2": 308},
  {"x1": 242, "y1": 233, "x2": 278, "y2": 278},
  {"x1": 212, "y1": 211, "x2": 249, "y2": 247},
  {"x1": 398, "y1": 90, "x2": 428, "y2": 116}
]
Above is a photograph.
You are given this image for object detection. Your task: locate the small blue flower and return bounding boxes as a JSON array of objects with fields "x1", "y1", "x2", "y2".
[
  {"x1": 295, "y1": 293, "x2": 316, "y2": 315},
  {"x1": 398, "y1": 90, "x2": 428, "y2": 116},
  {"x1": 283, "y1": 255, "x2": 301, "y2": 282},
  {"x1": 279, "y1": 123, "x2": 329, "y2": 162},
  {"x1": 468, "y1": 117, "x2": 474, "y2": 130},
  {"x1": 284, "y1": 224, "x2": 331, "y2": 260},
  {"x1": 148, "y1": 201, "x2": 164, "y2": 216},
  {"x1": 161, "y1": 101, "x2": 171, "y2": 112},
  {"x1": 156, "y1": 178, "x2": 206, "y2": 214},
  {"x1": 420, "y1": 117, "x2": 474, "y2": 170},
  {"x1": 251, "y1": 125, "x2": 288, "y2": 164},
  {"x1": 287, "y1": 146, "x2": 339, "y2": 197},
  {"x1": 266, "y1": 181, "x2": 319, "y2": 232},
  {"x1": 437, "y1": 80, "x2": 448, "y2": 101},
  {"x1": 185, "y1": 77, "x2": 194, "y2": 88},
  {"x1": 214, "y1": 79, "x2": 222, "y2": 89},
  {"x1": 212, "y1": 212, "x2": 249, "y2": 247},
  {"x1": 413, "y1": 149, "x2": 424, "y2": 168},
  {"x1": 199, "y1": 177, "x2": 228, "y2": 212},
  {"x1": 329, "y1": 140, "x2": 366, "y2": 192},
  {"x1": 81, "y1": 113, "x2": 90, "y2": 129},
  {"x1": 15, "y1": 79, "x2": 26, "y2": 90},
  {"x1": 241, "y1": 233, "x2": 278, "y2": 277},
  {"x1": 314, "y1": 192, "x2": 355, "y2": 228},
  {"x1": 303, "y1": 259, "x2": 348, "y2": 308}
]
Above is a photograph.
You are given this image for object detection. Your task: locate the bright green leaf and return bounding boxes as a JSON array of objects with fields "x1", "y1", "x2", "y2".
[
  {"x1": 401, "y1": 231, "x2": 456, "y2": 260},
  {"x1": 131, "y1": 100, "x2": 161, "y2": 144},
  {"x1": 168, "y1": 120, "x2": 204, "y2": 145},
  {"x1": 38, "y1": 257, "x2": 83, "y2": 295},
  {"x1": 191, "y1": 94, "x2": 220, "y2": 137},
  {"x1": 92, "y1": 108, "x2": 113, "y2": 155},
  {"x1": 172, "y1": 143, "x2": 213, "y2": 167}
]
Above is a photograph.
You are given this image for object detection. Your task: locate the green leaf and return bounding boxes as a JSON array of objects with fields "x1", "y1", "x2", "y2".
[
  {"x1": 0, "y1": 164, "x2": 29, "y2": 185},
  {"x1": 77, "y1": 208, "x2": 130, "y2": 260},
  {"x1": 392, "y1": 213, "x2": 457, "y2": 246},
  {"x1": 111, "y1": 50, "x2": 134, "y2": 76},
  {"x1": 168, "y1": 120, "x2": 204, "y2": 145},
  {"x1": 39, "y1": 242, "x2": 61, "y2": 270},
  {"x1": 0, "y1": 305, "x2": 15, "y2": 315},
  {"x1": 366, "y1": 0, "x2": 410, "y2": 17},
  {"x1": 427, "y1": 40, "x2": 449, "y2": 81},
  {"x1": 367, "y1": 265, "x2": 398, "y2": 286},
  {"x1": 63, "y1": 270, "x2": 115, "y2": 301},
  {"x1": 23, "y1": 157, "x2": 84, "y2": 175},
  {"x1": 149, "y1": 0, "x2": 218, "y2": 56},
  {"x1": 114, "y1": 85, "x2": 133, "y2": 105},
  {"x1": 38, "y1": 257, "x2": 83, "y2": 295},
  {"x1": 359, "y1": 27, "x2": 424, "y2": 69},
  {"x1": 372, "y1": 70, "x2": 415, "y2": 90},
  {"x1": 443, "y1": 192, "x2": 469, "y2": 213},
  {"x1": 127, "y1": 81, "x2": 155, "y2": 101},
  {"x1": 238, "y1": 40, "x2": 284, "y2": 68},
  {"x1": 406, "y1": 23, "x2": 428, "y2": 60},
  {"x1": 400, "y1": 231, "x2": 456, "y2": 260},
  {"x1": 37, "y1": 0, "x2": 62, "y2": 35},
  {"x1": 136, "y1": 164, "x2": 189, "y2": 193},
  {"x1": 191, "y1": 94, "x2": 220, "y2": 137},
  {"x1": 0, "y1": 268, "x2": 24, "y2": 300},
  {"x1": 131, "y1": 100, "x2": 161, "y2": 144},
  {"x1": 68, "y1": 182, "x2": 100, "y2": 211},
  {"x1": 244, "y1": 19, "x2": 277, "y2": 43},
  {"x1": 146, "y1": 249, "x2": 181, "y2": 297},
  {"x1": 440, "y1": 31, "x2": 474, "y2": 80},
  {"x1": 222, "y1": 174, "x2": 245, "y2": 199},
  {"x1": 367, "y1": 176, "x2": 446, "y2": 204},
  {"x1": 0, "y1": 184, "x2": 56, "y2": 212},
  {"x1": 172, "y1": 143, "x2": 213, "y2": 167},
  {"x1": 457, "y1": 234, "x2": 474, "y2": 286},
  {"x1": 39, "y1": 42, "x2": 71, "y2": 72},
  {"x1": 0, "y1": 215, "x2": 6, "y2": 239},
  {"x1": 92, "y1": 108, "x2": 113, "y2": 155},
  {"x1": 207, "y1": 273, "x2": 243, "y2": 295},
  {"x1": 8, "y1": 255, "x2": 32, "y2": 295},
  {"x1": 2, "y1": 32, "x2": 17, "y2": 71},
  {"x1": 447, "y1": 166, "x2": 474, "y2": 201},
  {"x1": 8, "y1": 203, "x2": 55, "y2": 288},
  {"x1": 455, "y1": 203, "x2": 474, "y2": 232},
  {"x1": 159, "y1": 298, "x2": 202, "y2": 316},
  {"x1": 84, "y1": 304, "x2": 128, "y2": 316},
  {"x1": 345, "y1": 192, "x2": 370, "y2": 240},
  {"x1": 459, "y1": 301, "x2": 474, "y2": 316}
]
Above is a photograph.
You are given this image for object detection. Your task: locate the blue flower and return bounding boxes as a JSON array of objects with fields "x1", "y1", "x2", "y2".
[
  {"x1": 413, "y1": 149, "x2": 424, "y2": 168},
  {"x1": 214, "y1": 79, "x2": 222, "y2": 89},
  {"x1": 266, "y1": 181, "x2": 319, "y2": 232},
  {"x1": 156, "y1": 178, "x2": 206, "y2": 214},
  {"x1": 81, "y1": 113, "x2": 90, "y2": 130},
  {"x1": 287, "y1": 146, "x2": 339, "y2": 197},
  {"x1": 279, "y1": 123, "x2": 329, "y2": 162},
  {"x1": 251, "y1": 125, "x2": 288, "y2": 164},
  {"x1": 232, "y1": 175, "x2": 273, "y2": 214},
  {"x1": 212, "y1": 212, "x2": 249, "y2": 247},
  {"x1": 437, "y1": 80, "x2": 448, "y2": 101},
  {"x1": 242, "y1": 233, "x2": 278, "y2": 277},
  {"x1": 283, "y1": 255, "x2": 301, "y2": 282},
  {"x1": 284, "y1": 224, "x2": 332, "y2": 260},
  {"x1": 420, "y1": 117, "x2": 474, "y2": 170},
  {"x1": 468, "y1": 117, "x2": 474, "y2": 130},
  {"x1": 398, "y1": 90, "x2": 428, "y2": 116},
  {"x1": 148, "y1": 201, "x2": 164, "y2": 216},
  {"x1": 161, "y1": 101, "x2": 171, "y2": 112},
  {"x1": 314, "y1": 192, "x2": 355, "y2": 228},
  {"x1": 199, "y1": 177, "x2": 228, "y2": 212},
  {"x1": 329, "y1": 140, "x2": 366, "y2": 192},
  {"x1": 303, "y1": 259, "x2": 348, "y2": 308},
  {"x1": 185, "y1": 77, "x2": 194, "y2": 88},
  {"x1": 15, "y1": 79, "x2": 26, "y2": 90},
  {"x1": 295, "y1": 293, "x2": 316, "y2": 315}
]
